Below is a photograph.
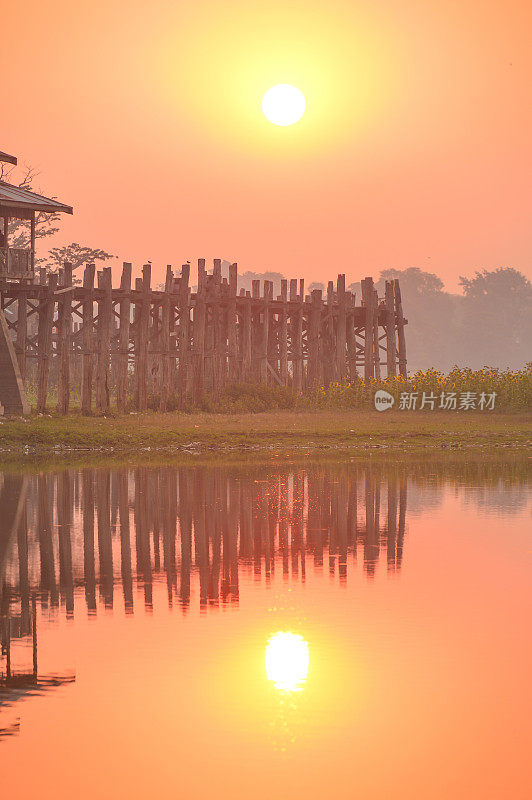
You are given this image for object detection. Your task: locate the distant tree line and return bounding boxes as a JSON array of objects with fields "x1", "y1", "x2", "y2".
[{"x1": 349, "y1": 266, "x2": 531, "y2": 371}]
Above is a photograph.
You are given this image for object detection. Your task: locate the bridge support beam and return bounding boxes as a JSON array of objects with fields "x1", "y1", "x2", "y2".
[{"x1": 0, "y1": 307, "x2": 30, "y2": 415}]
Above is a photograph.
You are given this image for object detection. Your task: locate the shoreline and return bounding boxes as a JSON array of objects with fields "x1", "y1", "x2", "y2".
[{"x1": 0, "y1": 409, "x2": 529, "y2": 465}]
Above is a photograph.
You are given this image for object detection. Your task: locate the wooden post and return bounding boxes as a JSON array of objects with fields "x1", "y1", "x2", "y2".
[
  {"x1": 346, "y1": 292, "x2": 357, "y2": 379},
  {"x1": 279, "y1": 279, "x2": 288, "y2": 385},
  {"x1": 212, "y1": 259, "x2": 223, "y2": 396},
  {"x1": 57, "y1": 261, "x2": 73, "y2": 414},
  {"x1": 135, "y1": 263, "x2": 151, "y2": 411},
  {"x1": 228, "y1": 263, "x2": 238, "y2": 383},
  {"x1": 397, "y1": 478, "x2": 407, "y2": 569},
  {"x1": 394, "y1": 279, "x2": 407, "y2": 377},
  {"x1": 336, "y1": 274, "x2": 347, "y2": 381},
  {"x1": 16, "y1": 285, "x2": 28, "y2": 382},
  {"x1": 97, "y1": 471, "x2": 113, "y2": 608},
  {"x1": 361, "y1": 277, "x2": 374, "y2": 384},
  {"x1": 168, "y1": 274, "x2": 178, "y2": 397},
  {"x1": 81, "y1": 469, "x2": 96, "y2": 613},
  {"x1": 385, "y1": 281, "x2": 397, "y2": 377},
  {"x1": 267, "y1": 281, "x2": 279, "y2": 384},
  {"x1": 159, "y1": 266, "x2": 172, "y2": 412},
  {"x1": 37, "y1": 474, "x2": 57, "y2": 605},
  {"x1": 241, "y1": 291, "x2": 252, "y2": 382},
  {"x1": 251, "y1": 279, "x2": 260, "y2": 381},
  {"x1": 57, "y1": 471, "x2": 74, "y2": 616},
  {"x1": 32, "y1": 595, "x2": 38, "y2": 679},
  {"x1": 118, "y1": 469, "x2": 133, "y2": 612},
  {"x1": 177, "y1": 263, "x2": 190, "y2": 404},
  {"x1": 373, "y1": 289, "x2": 381, "y2": 380},
  {"x1": 81, "y1": 262, "x2": 95, "y2": 414},
  {"x1": 193, "y1": 259, "x2": 206, "y2": 401},
  {"x1": 387, "y1": 475, "x2": 398, "y2": 572},
  {"x1": 117, "y1": 262, "x2": 132, "y2": 412},
  {"x1": 203, "y1": 276, "x2": 214, "y2": 393},
  {"x1": 260, "y1": 280, "x2": 270, "y2": 383},
  {"x1": 36, "y1": 272, "x2": 57, "y2": 414},
  {"x1": 30, "y1": 212, "x2": 35, "y2": 275},
  {"x1": 96, "y1": 267, "x2": 112, "y2": 413},
  {"x1": 326, "y1": 280, "x2": 336, "y2": 384},
  {"x1": 308, "y1": 289, "x2": 322, "y2": 386},
  {"x1": 4, "y1": 215, "x2": 9, "y2": 277},
  {"x1": 5, "y1": 616, "x2": 11, "y2": 681},
  {"x1": 290, "y1": 279, "x2": 303, "y2": 392}
]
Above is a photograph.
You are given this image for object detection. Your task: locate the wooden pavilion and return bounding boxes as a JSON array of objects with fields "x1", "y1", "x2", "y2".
[
  {"x1": 0, "y1": 149, "x2": 72, "y2": 414},
  {"x1": 0, "y1": 149, "x2": 73, "y2": 281}
]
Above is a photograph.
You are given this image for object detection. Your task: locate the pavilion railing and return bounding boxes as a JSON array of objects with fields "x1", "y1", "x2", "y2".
[{"x1": 0, "y1": 248, "x2": 33, "y2": 279}]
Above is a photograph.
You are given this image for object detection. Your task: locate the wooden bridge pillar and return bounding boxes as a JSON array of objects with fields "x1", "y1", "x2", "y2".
[
  {"x1": 0, "y1": 306, "x2": 29, "y2": 414},
  {"x1": 361, "y1": 277, "x2": 375, "y2": 384},
  {"x1": 81, "y1": 263, "x2": 95, "y2": 415}
]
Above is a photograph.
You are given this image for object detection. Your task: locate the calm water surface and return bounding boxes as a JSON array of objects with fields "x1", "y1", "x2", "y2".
[{"x1": 0, "y1": 459, "x2": 531, "y2": 799}]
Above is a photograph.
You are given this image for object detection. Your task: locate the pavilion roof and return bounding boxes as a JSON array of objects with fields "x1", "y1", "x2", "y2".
[
  {"x1": 0, "y1": 151, "x2": 17, "y2": 166},
  {"x1": 0, "y1": 181, "x2": 73, "y2": 214}
]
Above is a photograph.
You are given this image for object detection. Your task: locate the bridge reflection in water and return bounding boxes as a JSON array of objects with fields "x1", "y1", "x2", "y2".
[{"x1": 0, "y1": 464, "x2": 407, "y2": 620}]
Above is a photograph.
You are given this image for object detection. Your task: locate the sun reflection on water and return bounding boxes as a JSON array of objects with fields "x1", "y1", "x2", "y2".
[{"x1": 265, "y1": 632, "x2": 309, "y2": 692}]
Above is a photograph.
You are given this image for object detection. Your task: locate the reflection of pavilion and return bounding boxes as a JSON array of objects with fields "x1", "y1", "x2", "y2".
[
  {"x1": 0, "y1": 465, "x2": 408, "y2": 619},
  {"x1": 0, "y1": 596, "x2": 75, "y2": 740},
  {"x1": 0, "y1": 475, "x2": 75, "y2": 738}
]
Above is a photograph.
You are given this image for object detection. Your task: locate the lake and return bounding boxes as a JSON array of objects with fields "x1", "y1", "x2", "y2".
[{"x1": 0, "y1": 457, "x2": 530, "y2": 798}]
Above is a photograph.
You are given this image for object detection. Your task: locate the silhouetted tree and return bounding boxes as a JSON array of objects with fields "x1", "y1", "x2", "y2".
[
  {"x1": 40, "y1": 243, "x2": 116, "y2": 279},
  {"x1": 237, "y1": 269, "x2": 285, "y2": 295},
  {"x1": 458, "y1": 268, "x2": 532, "y2": 368},
  {"x1": 0, "y1": 163, "x2": 60, "y2": 256}
]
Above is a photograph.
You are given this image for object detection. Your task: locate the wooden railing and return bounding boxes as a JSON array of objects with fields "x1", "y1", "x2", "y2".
[{"x1": 0, "y1": 248, "x2": 33, "y2": 279}]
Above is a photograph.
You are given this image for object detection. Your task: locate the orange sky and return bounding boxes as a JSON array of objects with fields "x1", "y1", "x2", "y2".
[{"x1": 3, "y1": 0, "x2": 532, "y2": 290}]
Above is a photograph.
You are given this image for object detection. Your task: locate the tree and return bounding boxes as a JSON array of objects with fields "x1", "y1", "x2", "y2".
[
  {"x1": 0, "y1": 163, "x2": 60, "y2": 254},
  {"x1": 459, "y1": 267, "x2": 530, "y2": 302},
  {"x1": 379, "y1": 267, "x2": 445, "y2": 297},
  {"x1": 41, "y1": 243, "x2": 116, "y2": 278},
  {"x1": 308, "y1": 281, "x2": 325, "y2": 294},
  {"x1": 1, "y1": 161, "x2": 115, "y2": 279},
  {"x1": 458, "y1": 268, "x2": 532, "y2": 368},
  {"x1": 237, "y1": 269, "x2": 285, "y2": 295}
]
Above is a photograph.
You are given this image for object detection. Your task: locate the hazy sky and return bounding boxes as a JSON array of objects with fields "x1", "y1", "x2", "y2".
[{"x1": 3, "y1": 0, "x2": 532, "y2": 290}]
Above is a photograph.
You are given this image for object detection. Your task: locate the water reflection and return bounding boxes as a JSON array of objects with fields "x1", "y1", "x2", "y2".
[
  {"x1": 265, "y1": 632, "x2": 310, "y2": 692},
  {"x1": 0, "y1": 458, "x2": 530, "y2": 797},
  {"x1": 0, "y1": 465, "x2": 410, "y2": 622}
]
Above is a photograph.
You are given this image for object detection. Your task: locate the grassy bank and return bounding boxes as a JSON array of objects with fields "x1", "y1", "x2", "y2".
[{"x1": 0, "y1": 409, "x2": 529, "y2": 462}]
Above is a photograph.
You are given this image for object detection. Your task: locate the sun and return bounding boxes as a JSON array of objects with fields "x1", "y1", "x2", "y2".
[
  {"x1": 265, "y1": 632, "x2": 309, "y2": 691},
  {"x1": 261, "y1": 84, "x2": 306, "y2": 126}
]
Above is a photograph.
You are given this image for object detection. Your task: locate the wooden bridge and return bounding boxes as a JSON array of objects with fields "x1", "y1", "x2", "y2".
[{"x1": 0, "y1": 260, "x2": 407, "y2": 414}]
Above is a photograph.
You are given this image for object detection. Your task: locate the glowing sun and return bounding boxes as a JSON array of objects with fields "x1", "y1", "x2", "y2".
[
  {"x1": 265, "y1": 632, "x2": 309, "y2": 691},
  {"x1": 261, "y1": 84, "x2": 306, "y2": 126}
]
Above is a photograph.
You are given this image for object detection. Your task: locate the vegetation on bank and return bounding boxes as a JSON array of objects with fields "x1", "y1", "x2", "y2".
[
  {"x1": 302, "y1": 366, "x2": 532, "y2": 412},
  {"x1": 22, "y1": 365, "x2": 532, "y2": 415},
  {"x1": 0, "y1": 408, "x2": 529, "y2": 461},
  {"x1": 155, "y1": 365, "x2": 531, "y2": 413}
]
